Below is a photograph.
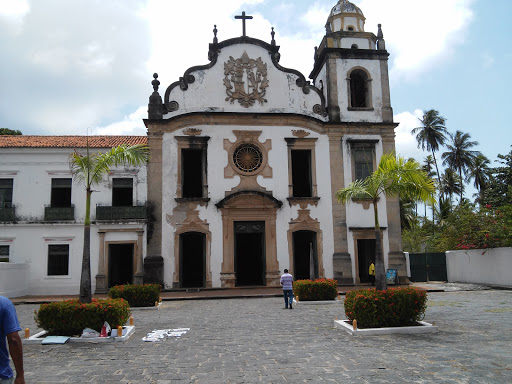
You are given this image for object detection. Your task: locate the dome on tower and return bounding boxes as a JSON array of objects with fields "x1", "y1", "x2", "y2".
[{"x1": 330, "y1": 0, "x2": 364, "y2": 18}]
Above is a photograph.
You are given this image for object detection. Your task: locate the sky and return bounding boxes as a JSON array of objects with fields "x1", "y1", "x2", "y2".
[{"x1": 1, "y1": 0, "x2": 511, "y2": 186}]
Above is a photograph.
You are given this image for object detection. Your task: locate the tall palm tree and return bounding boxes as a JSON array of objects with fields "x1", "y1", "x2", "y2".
[
  {"x1": 70, "y1": 143, "x2": 149, "y2": 303},
  {"x1": 468, "y1": 154, "x2": 491, "y2": 203},
  {"x1": 411, "y1": 110, "x2": 448, "y2": 192},
  {"x1": 441, "y1": 130, "x2": 481, "y2": 203},
  {"x1": 335, "y1": 153, "x2": 436, "y2": 290},
  {"x1": 441, "y1": 168, "x2": 462, "y2": 205},
  {"x1": 422, "y1": 155, "x2": 437, "y2": 222}
]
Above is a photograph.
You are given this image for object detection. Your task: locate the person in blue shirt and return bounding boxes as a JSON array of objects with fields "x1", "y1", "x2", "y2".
[
  {"x1": 280, "y1": 269, "x2": 294, "y2": 309},
  {"x1": 0, "y1": 296, "x2": 24, "y2": 384}
]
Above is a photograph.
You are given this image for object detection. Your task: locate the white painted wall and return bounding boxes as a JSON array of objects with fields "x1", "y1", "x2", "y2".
[
  {"x1": 0, "y1": 147, "x2": 148, "y2": 295},
  {"x1": 0, "y1": 263, "x2": 28, "y2": 298},
  {"x1": 161, "y1": 125, "x2": 339, "y2": 288},
  {"x1": 162, "y1": 43, "x2": 327, "y2": 122},
  {"x1": 336, "y1": 58, "x2": 384, "y2": 122},
  {"x1": 446, "y1": 248, "x2": 512, "y2": 287}
]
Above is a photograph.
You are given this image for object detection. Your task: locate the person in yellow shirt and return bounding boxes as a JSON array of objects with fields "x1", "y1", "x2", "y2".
[{"x1": 368, "y1": 262, "x2": 375, "y2": 286}]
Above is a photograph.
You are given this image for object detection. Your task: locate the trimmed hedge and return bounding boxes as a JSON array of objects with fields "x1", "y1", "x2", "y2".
[
  {"x1": 344, "y1": 287, "x2": 427, "y2": 328},
  {"x1": 293, "y1": 279, "x2": 338, "y2": 301},
  {"x1": 35, "y1": 298, "x2": 130, "y2": 336},
  {"x1": 108, "y1": 284, "x2": 161, "y2": 307}
]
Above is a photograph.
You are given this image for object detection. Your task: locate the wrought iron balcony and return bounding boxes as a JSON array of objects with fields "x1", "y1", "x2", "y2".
[
  {"x1": 44, "y1": 206, "x2": 75, "y2": 221},
  {"x1": 0, "y1": 207, "x2": 15, "y2": 222},
  {"x1": 95, "y1": 205, "x2": 146, "y2": 221}
]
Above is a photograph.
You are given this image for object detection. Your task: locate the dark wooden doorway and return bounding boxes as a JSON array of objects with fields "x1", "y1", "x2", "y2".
[
  {"x1": 357, "y1": 239, "x2": 375, "y2": 283},
  {"x1": 180, "y1": 232, "x2": 206, "y2": 288},
  {"x1": 234, "y1": 221, "x2": 265, "y2": 286},
  {"x1": 293, "y1": 231, "x2": 318, "y2": 280},
  {"x1": 109, "y1": 243, "x2": 134, "y2": 287}
]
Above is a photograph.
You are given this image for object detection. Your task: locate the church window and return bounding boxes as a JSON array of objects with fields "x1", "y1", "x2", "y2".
[
  {"x1": 351, "y1": 44, "x2": 358, "y2": 49},
  {"x1": 0, "y1": 245, "x2": 9, "y2": 262},
  {"x1": 348, "y1": 141, "x2": 378, "y2": 182},
  {"x1": 233, "y1": 144, "x2": 263, "y2": 173},
  {"x1": 347, "y1": 26, "x2": 354, "y2": 31},
  {"x1": 47, "y1": 244, "x2": 69, "y2": 276},
  {"x1": 112, "y1": 178, "x2": 133, "y2": 207},
  {"x1": 291, "y1": 150, "x2": 312, "y2": 197},
  {"x1": 286, "y1": 138, "x2": 318, "y2": 200},
  {"x1": 0, "y1": 179, "x2": 13, "y2": 208},
  {"x1": 348, "y1": 69, "x2": 372, "y2": 109},
  {"x1": 50, "y1": 178, "x2": 72, "y2": 207},
  {"x1": 175, "y1": 136, "x2": 209, "y2": 200},
  {"x1": 182, "y1": 148, "x2": 204, "y2": 198}
]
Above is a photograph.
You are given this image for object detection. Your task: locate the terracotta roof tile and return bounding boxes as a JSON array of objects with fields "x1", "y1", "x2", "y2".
[{"x1": 0, "y1": 135, "x2": 147, "y2": 148}]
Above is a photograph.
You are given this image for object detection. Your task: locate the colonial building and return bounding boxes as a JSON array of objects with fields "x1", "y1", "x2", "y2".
[
  {"x1": 0, "y1": 0, "x2": 406, "y2": 297},
  {"x1": 143, "y1": 0, "x2": 404, "y2": 289}
]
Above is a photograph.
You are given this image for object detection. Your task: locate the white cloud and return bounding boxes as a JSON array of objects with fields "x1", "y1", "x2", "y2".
[
  {"x1": 95, "y1": 106, "x2": 147, "y2": 135},
  {"x1": 394, "y1": 109, "x2": 426, "y2": 161}
]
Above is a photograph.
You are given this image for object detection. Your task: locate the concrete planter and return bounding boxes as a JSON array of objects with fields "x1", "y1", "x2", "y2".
[
  {"x1": 24, "y1": 326, "x2": 135, "y2": 344},
  {"x1": 334, "y1": 319, "x2": 438, "y2": 336}
]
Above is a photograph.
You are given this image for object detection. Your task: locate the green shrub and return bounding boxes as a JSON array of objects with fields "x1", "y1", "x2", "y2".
[
  {"x1": 35, "y1": 298, "x2": 130, "y2": 336},
  {"x1": 108, "y1": 284, "x2": 161, "y2": 307},
  {"x1": 344, "y1": 287, "x2": 427, "y2": 328},
  {"x1": 293, "y1": 279, "x2": 338, "y2": 301}
]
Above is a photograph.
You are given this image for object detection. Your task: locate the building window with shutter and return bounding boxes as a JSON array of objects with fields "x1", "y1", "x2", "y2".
[
  {"x1": 51, "y1": 178, "x2": 72, "y2": 207},
  {"x1": 112, "y1": 178, "x2": 134, "y2": 206},
  {"x1": 48, "y1": 244, "x2": 69, "y2": 276}
]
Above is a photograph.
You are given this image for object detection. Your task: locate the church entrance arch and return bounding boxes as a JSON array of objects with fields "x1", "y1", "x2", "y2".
[
  {"x1": 216, "y1": 191, "x2": 282, "y2": 288},
  {"x1": 235, "y1": 221, "x2": 265, "y2": 286},
  {"x1": 292, "y1": 230, "x2": 318, "y2": 280},
  {"x1": 179, "y1": 232, "x2": 206, "y2": 288}
]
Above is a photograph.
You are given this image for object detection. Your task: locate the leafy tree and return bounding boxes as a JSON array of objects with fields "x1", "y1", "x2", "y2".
[
  {"x1": 411, "y1": 110, "x2": 448, "y2": 193},
  {"x1": 481, "y1": 148, "x2": 512, "y2": 207},
  {"x1": 468, "y1": 154, "x2": 491, "y2": 204},
  {"x1": 442, "y1": 130, "x2": 481, "y2": 203},
  {"x1": 69, "y1": 143, "x2": 149, "y2": 303},
  {"x1": 441, "y1": 168, "x2": 462, "y2": 205},
  {"x1": 336, "y1": 153, "x2": 435, "y2": 290},
  {"x1": 0, "y1": 128, "x2": 22, "y2": 135}
]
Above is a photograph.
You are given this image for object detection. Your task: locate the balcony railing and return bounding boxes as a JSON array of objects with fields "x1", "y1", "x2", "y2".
[
  {"x1": 44, "y1": 206, "x2": 75, "y2": 221},
  {"x1": 95, "y1": 205, "x2": 146, "y2": 221},
  {"x1": 0, "y1": 207, "x2": 15, "y2": 222}
]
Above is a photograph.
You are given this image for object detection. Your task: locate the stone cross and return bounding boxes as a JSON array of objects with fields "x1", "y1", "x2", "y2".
[{"x1": 235, "y1": 11, "x2": 253, "y2": 37}]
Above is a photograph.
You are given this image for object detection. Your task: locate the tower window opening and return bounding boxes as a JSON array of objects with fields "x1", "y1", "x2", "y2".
[
  {"x1": 350, "y1": 70, "x2": 369, "y2": 108},
  {"x1": 347, "y1": 26, "x2": 354, "y2": 31},
  {"x1": 351, "y1": 44, "x2": 358, "y2": 49}
]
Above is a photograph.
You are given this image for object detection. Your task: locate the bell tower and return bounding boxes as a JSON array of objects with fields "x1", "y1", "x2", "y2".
[{"x1": 310, "y1": 0, "x2": 393, "y2": 123}]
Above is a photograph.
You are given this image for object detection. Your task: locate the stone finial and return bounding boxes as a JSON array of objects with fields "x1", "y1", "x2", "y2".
[
  {"x1": 271, "y1": 27, "x2": 276, "y2": 46},
  {"x1": 325, "y1": 22, "x2": 332, "y2": 34},
  {"x1": 213, "y1": 25, "x2": 218, "y2": 44},
  {"x1": 314, "y1": 46, "x2": 318, "y2": 59},
  {"x1": 377, "y1": 23, "x2": 386, "y2": 50},
  {"x1": 152, "y1": 73, "x2": 160, "y2": 93}
]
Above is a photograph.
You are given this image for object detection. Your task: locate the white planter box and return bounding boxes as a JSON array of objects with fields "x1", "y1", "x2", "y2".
[
  {"x1": 334, "y1": 320, "x2": 438, "y2": 336},
  {"x1": 24, "y1": 326, "x2": 135, "y2": 344}
]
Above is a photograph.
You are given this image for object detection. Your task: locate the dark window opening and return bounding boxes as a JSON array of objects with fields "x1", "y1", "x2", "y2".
[
  {"x1": 354, "y1": 147, "x2": 374, "y2": 181},
  {"x1": 348, "y1": 26, "x2": 354, "y2": 31},
  {"x1": 0, "y1": 245, "x2": 9, "y2": 262},
  {"x1": 350, "y1": 70, "x2": 368, "y2": 108},
  {"x1": 0, "y1": 179, "x2": 13, "y2": 208},
  {"x1": 182, "y1": 149, "x2": 204, "y2": 198},
  {"x1": 291, "y1": 150, "x2": 313, "y2": 197},
  {"x1": 51, "y1": 178, "x2": 72, "y2": 207},
  {"x1": 180, "y1": 232, "x2": 205, "y2": 288},
  {"x1": 112, "y1": 178, "x2": 133, "y2": 206},
  {"x1": 351, "y1": 44, "x2": 358, "y2": 49},
  {"x1": 48, "y1": 244, "x2": 69, "y2": 275}
]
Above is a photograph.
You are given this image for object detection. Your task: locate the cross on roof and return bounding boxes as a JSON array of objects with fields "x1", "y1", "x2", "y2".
[{"x1": 235, "y1": 11, "x2": 253, "y2": 37}]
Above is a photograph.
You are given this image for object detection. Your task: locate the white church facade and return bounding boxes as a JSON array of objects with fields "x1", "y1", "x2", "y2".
[{"x1": 0, "y1": 1, "x2": 406, "y2": 297}]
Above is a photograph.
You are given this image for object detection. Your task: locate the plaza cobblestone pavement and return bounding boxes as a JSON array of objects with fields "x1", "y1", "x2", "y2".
[{"x1": 11, "y1": 288, "x2": 512, "y2": 383}]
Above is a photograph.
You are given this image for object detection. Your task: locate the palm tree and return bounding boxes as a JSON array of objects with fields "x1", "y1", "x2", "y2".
[
  {"x1": 468, "y1": 154, "x2": 491, "y2": 203},
  {"x1": 411, "y1": 110, "x2": 448, "y2": 192},
  {"x1": 335, "y1": 153, "x2": 436, "y2": 290},
  {"x1": 441, "y1": 168, "x2": 462, "y2": 205},
  {"x1": 422, "y1": 155, "x2": 437, "y2": 222},
  {"x1": 441, "y1": 130, "x2": 481, "y2": 203},
  {"x1": 70, "y1": 143, "x2": 149, "y2": 303}
]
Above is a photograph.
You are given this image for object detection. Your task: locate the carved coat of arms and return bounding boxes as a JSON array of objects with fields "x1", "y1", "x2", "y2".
[{"x1": 224, "y1": 51, "x2": 269, "y2": 108}]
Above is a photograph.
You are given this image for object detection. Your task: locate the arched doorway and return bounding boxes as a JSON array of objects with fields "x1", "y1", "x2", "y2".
[
  {"x1": 235, "y1": 221, "x2": 266, "y2": 286},
  {"x1": 180, "y1": 232, "x2": 206, "y2": 288},
  {"x1": 292, "y1": 230, "x2": 318, "y2": 280}
]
